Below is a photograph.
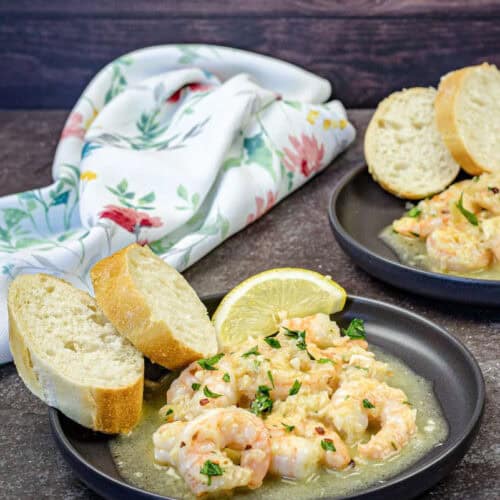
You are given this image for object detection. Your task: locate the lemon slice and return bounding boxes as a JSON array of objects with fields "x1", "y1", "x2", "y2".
[{"x1": 213, "y1": 268, "x2": 347, "y2": 348}]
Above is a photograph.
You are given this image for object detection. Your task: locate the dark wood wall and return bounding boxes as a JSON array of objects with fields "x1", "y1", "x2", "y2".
[{"x1": 1, "y1": 0, "x2": 499, "y2": 109}]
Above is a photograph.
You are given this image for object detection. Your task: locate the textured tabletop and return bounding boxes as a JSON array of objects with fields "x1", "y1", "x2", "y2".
[{"x1": 0, "y1": 110, "x2": 498, "y2": 499}]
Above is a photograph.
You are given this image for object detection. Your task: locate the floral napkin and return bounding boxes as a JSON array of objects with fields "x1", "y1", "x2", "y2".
[{"x1": 0, "y1": 45, "x2": 355, "y2": 363}]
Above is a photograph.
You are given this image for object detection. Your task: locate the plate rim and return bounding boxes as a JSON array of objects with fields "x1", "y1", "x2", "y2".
[
  {"x1": 49, "y1": 293, "x2": 486, "y2": 500},
  {"x1": 328, "y1": 164, "x2": 500, "y2": 289}
]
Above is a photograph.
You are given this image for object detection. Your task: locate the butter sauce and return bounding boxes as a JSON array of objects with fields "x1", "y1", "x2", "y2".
[
  {"x1": 380, "y1": 225, "x2": 500, "y2": 280},
  {"x1": 110, "y1": 348, "x2": 448, "y2": 499}
]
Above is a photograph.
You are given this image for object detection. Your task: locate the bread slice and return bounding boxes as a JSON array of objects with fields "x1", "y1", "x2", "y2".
[
  {"x1": 435, "y1": 63, "x2": 500, "y2": 175},
  {"x1": 91, "y1": 244, "x2": 218, "y2": 370},
  {"x1": 8, "y1": 274, "x2": 144, "y2": 434},
  {"x1": 365, "y1": 87, "x2": 460, "y2": 199}
]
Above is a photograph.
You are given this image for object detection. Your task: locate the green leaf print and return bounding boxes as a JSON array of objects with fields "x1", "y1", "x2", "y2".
[
  {"x1": 138, "y1": 192, "x2": 155, "y2": 204},
  {"x1": 244, "y1": 133, "x2": 276, "y2": 181},
  {"x1": 117, "y1": 179, "x2": 128, "y2": 194},
  {"x1": 3, "y1": 208, "x2": 28, "y2": 228},
  {"x1": 177, "y1": 185, "x2": 189, "y2": 201},
  {"x1": 176, "y1": 185, "x2": 200, "y2": 212}
]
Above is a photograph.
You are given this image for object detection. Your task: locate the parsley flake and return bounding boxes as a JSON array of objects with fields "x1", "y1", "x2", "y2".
[
  {"x1": 242, "y1": 346, "x2": 260, "y2": 358},
  {"x1": 264, "y1": 336, "x2": 281, "y2": 349},
  {"x1": 222, "y1": 373, "x2": 230, "y2": 383},
  {"x1": 250, "y1": 385, "x2": 273, "y2": 416},
  {"x1": 200, "y1": 460, "x2": 223, "y2": 485},
  {"x1": 197, "y1": 353, "x2": 224, "y2": 371},
  {"x1": 406, "y1": 206, "x2": 421, "y2": 218},
  {"x1": 165, "y1": 408, "x2": 173, "y2": 417},
  {"x1": 317, "y1": 358, "x2": 336, "y2": 365},
  {"x1": 363, "y1": 398, "x2": 375, "y2": 409},
  {"x1": 203, "y1": 386, "x2": 223, "y2": 398},
  {"x1": 191, "y1": 383, "x2": 201, "y2": 391},
  {"x1": 321, "y1": 439, "x2": 336, "y2": 452},
  {"x1": 342, "y1": 318, "x2": 366, "y2": 339},
  {"x1": 267, "y1": 370, "x2": 275, "y2": 388},
  {"x1": 289, "y1": 379, "x2": 302, "y2": 396},
  {"x1": 456, "y1": 193, "x2": 478, "y2": 226},
  {"x1": 282, "y1": 422, "x2": 295, "y2": 432}
]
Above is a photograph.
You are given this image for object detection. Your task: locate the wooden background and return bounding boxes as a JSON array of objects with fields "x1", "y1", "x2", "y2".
[{"x1": 1, "y1": 0, "x2": 499, "y2": 109}]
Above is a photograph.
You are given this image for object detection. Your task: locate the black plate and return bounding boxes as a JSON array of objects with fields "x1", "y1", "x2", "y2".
[
  {"x1": 49, "y1": 294, "x2": 484, "y2": 500},
  {"x1": 329, "y1": 165, "x2": 500, "y2": 307}
]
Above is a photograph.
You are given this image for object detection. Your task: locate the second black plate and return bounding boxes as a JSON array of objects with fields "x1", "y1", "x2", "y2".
[{"x1": 329, "y1": 165, "x2": 500, "y2": 307}]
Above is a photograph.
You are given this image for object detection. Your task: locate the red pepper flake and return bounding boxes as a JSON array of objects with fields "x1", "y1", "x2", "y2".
[
  {"x1": 245, "y1": 444, "x2": 252, "y2": 450},
  {"x1": 315, "y1": 426, "x2": 325, "y2": 435},
  {"x1": 180, "y1": 441, "x2": 186, "y2": 448},
  {"x1": 200, "y1": 398, "x2": 210, "y2": 406}
]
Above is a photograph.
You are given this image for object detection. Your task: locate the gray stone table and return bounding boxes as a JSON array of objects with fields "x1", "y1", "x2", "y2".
[{"x1": 0, "y1": 110, "x2": 498, "y2": 499}]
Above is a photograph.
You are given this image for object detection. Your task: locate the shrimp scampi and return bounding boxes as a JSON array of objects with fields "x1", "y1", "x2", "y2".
[{"x1": 152, "y1": 311, "x2": 420, "y2": 495}]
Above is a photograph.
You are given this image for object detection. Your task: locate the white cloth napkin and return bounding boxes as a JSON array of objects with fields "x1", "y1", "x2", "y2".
[{"x1": 0, "y1": 45, "x2": 355, "y2": 364}]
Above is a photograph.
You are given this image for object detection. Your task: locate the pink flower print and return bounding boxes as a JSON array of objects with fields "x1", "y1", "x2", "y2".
[
  {"x1": 247, "y1": 191, "x2": 278, "y2": 224},
  {"x1": 99, "y1": 205, "x2": 162, "y2": 233},
  {"x1": 166, "y1": 83, "x2": 214, "y2": 103},
  {"x1": 61, "y1": 112, "x2": 85, "y2": 140},
  {"x1": 283, "y1": 134, "x2": 325, "y2": 177}
]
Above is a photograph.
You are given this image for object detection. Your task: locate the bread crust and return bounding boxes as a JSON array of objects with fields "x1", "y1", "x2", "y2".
[
  {"x1": 365, "y1": 87, "x2": 458, "y2": 200},
  {"x1": 8, "y1": 274, "x2": 144, "y2": 434},
  {"x1": 91, "y1": 244, "x2": 208, "y2": 370},
  {"x1": 435, "y1": 65, "x2": 485, "y2": 175}
]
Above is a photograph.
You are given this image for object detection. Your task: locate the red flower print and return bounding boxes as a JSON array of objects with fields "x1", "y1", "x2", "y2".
[
  {"x1": 99, "y1": 205, "x2": 162, "y2": 233},
  {"x1": 283, "y1": 134, "x2": 325, "y2": 177},
  {"x1": 61, "y1": 112, "x2": 85, "y2": 140},
  {"x1": 247, "y1": 191, "x2": 278, "y2": 224},
  {"x1": 166, "y1": 83, "x2": 214, "y2": 103}
]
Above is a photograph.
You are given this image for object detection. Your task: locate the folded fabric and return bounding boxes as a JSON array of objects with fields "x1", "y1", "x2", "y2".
[{"x1": 0, "y1": 45, "x2": 355, "y2": 364}]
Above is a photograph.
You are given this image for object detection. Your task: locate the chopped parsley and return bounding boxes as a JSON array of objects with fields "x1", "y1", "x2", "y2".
[
  {"x1": 321, "y1": 439, "x2": 336, "y2": 452},
  {"x1": 200, "y1": 460, "x2": 223, "y2": 485},
  {"x1": 282, "y1": 327, "x2": 308, "y2": 351},
  {"x1": 456, "y1": 193, "x2": 478, "y2": 226},
  {"x1": 242, "y1": 346, "x2": 260, "y2": 358},
  {"x1": 317, "y1": 358, "x2": 336, "y2": 365},
  {"x1": 406, "y1": 206, "x2": 421, "y2": 218},
  {"x1": 222, "y1": 373, "x2": 230, "y2": 383},
  {"x1": 264, "y1": 336, "x2": 281, "y2": 349},
  {"x1": 191, "y1": 383, "x2": 201, "y2": 391},
  {"x1": 165, "y1": 408, "x2": 173, "y2": 417},
  {"x1": 203, "y1": 386, "x2": 223, "y2": 398},
  {"x1": 289, "y1": 379, "x2": 301, "y2": 396},
  {"x1": 391, "y1": 441, "x2": 398, "y2": 451},
  {"x1": 267, "y1": 370, "x2": 275, "y2": 388},
  {"x1": 403, "y1": 400, "x2": 412, "y2": 406},
  {"x1": 197, "y1": 353, "x2": 224, "y2": 371},
  {"x1": 250, "y1": 385, "x2": 273, "y2": 416},
  {"x1": 282, "y1": 422, "x2": 295, "y2": 432},
  {"x1": 342, "y1": 318, "x2": 366, "y2": 339},
  {"x1": 363, "y1": 398, "x2": 375, "y2": 409}
]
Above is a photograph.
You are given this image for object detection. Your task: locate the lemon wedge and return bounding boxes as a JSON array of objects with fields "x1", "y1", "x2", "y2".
[{"x1": 213, "y1": 268, "x2": 347, "y2": 348}]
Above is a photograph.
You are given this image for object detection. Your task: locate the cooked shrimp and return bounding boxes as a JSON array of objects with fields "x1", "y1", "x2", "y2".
[
  {"x1": 393, "y1": 181, "x2": 472, "y2": 238},
  {"x1": 265, "y1": 412, "x2": 350, "y2": 479},
  {"x1": 426, "y1": 225, "x2": 492, "y2": 273},
  {"x1": 176, "y1": 408, "x2": 271, "y2": 495},
  {"x1": 466, "y1": 173, "x2": 500, "y2": 215},
  {"x1": 358, "y1": 399, "x2": 417, "y2": 460},
  {"x1": 482, "y1": 216, "x2": 500, "y2": 261},
  {"x1": 153, "y1": 421, "x2": 187, "y2": 466},
  {"x1": 162, "y1": 355, "x2": 237, "y2": 420},
  {"x1": 283, "y1": 313, "x2": 368, "y2": 360},
  {"x1": 331, "y1": 377, "x2": 416, "y2": 459}
]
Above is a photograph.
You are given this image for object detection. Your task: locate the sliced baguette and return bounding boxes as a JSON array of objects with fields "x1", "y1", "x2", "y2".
[
  {"x1": 90, "y1": 244, "x2": 218, "y2": 370},
  {"x1": 435, "y1": 63, "x2": 500, "y2": 175},
  {"x1": 8, "y1": 274, "x2": 144, "y2": 434},
  {"x1": 365, "y1": 87, "x2": 460, "y2": 199}
]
